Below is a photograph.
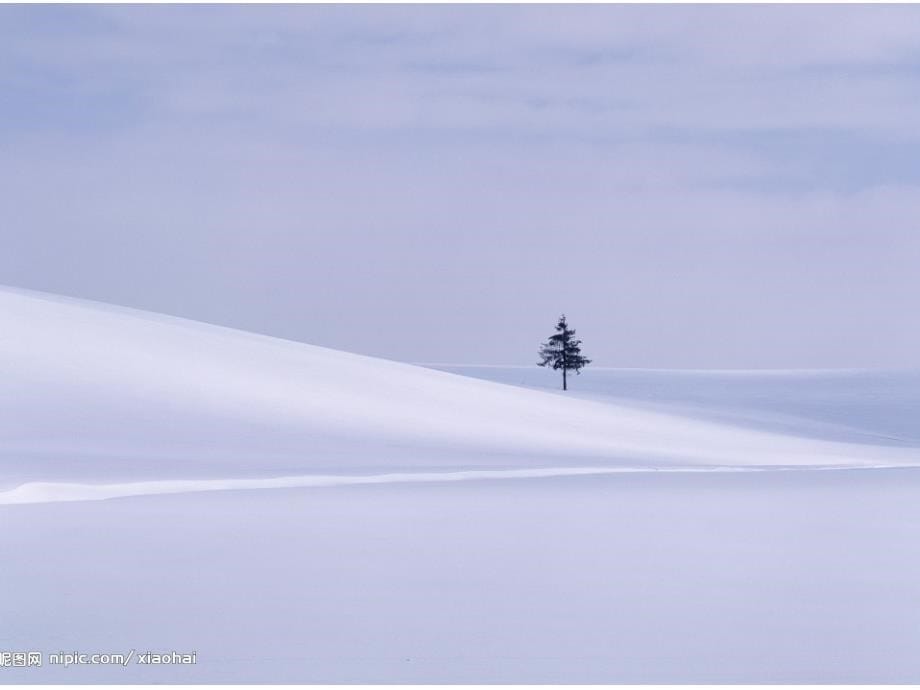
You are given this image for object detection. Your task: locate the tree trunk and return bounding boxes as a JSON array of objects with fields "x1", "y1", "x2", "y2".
[{"x1": 562, "y1": 344, "x2": 568, "y2": 390}]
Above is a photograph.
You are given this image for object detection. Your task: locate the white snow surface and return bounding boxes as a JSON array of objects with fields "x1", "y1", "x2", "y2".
[
  {"x1": 6, "y1": 471, "x2": 920, "y2": 683},
  {"x1": 1, "y1": 285, "x2": 918, "y2": 506},
  {"x1": 5, "y1": 286, "x2": 920, "y2": 682}
]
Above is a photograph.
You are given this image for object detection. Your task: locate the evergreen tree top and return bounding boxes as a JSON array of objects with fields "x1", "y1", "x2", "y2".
[{"x1": 537, "y1": 314, "x2": 591, "y2": 380}]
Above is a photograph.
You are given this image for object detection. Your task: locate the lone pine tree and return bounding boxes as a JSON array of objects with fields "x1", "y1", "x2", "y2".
[{"x1": 537, "y1": 314, "x2": 591, "y2": 391}]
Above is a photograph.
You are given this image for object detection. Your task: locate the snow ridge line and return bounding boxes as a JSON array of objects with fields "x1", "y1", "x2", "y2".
[{"x1": 1, "y1": 464, "x2": 917, "y2": 506}]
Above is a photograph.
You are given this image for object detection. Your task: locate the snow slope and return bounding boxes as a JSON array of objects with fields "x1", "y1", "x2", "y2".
[
  {"x1": 428, "y1": 364, "x2": 920, "y2": 447},
  {"x1": 1, "y1": 285, "x2": 918, "y2": 505},
  {"x1": 4, "y1": 286, "x2": 920, "y2": 683}
]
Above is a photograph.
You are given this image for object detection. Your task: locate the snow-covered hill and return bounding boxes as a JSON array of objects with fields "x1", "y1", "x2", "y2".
[
  {"x1": 4, "y1": 286, "x2": 920, "y2": 683},
  {"x1": 1, "y1": 286, "x2": 919, "y2": 503},
  {"x1": 427, "y1": 364, "x2": 920, "y2": 446}
]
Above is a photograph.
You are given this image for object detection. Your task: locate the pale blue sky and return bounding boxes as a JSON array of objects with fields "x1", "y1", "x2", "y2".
[{"x1": 3, "y1": 4, "x2": 920, "y2": 367}]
